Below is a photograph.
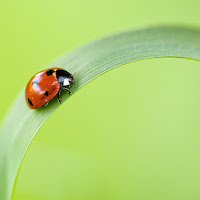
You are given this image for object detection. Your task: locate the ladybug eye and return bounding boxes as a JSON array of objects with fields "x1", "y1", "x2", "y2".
[{"x1": 70, "y1": 77, "x2": 74, "y2": 84}]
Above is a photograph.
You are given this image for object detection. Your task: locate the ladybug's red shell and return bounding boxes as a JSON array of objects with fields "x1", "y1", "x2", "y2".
[{"x1": 25, "y1": 68, "x2": 60, "y2": 109}]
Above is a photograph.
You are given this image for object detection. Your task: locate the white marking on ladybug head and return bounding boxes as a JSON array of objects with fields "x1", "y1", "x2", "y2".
[{"x1": 63, "y1": 78, "x2": 70, "y2": 86}]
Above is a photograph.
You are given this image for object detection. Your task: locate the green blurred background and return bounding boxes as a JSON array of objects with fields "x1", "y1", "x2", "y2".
[{"x1": 1, "y1": 0, "x2": 200, "y2": 199}]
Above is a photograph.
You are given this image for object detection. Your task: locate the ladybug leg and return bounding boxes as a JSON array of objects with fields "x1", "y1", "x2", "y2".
[
  {"x1": 62, "y1": 87, "x2": 72, "y2": 95},
  {"x1": 44, "y1": 102, "x2": 49, "y2": 106},
  {"x1": 57, "y1": 90, "x2": 61, "y2": 104}
]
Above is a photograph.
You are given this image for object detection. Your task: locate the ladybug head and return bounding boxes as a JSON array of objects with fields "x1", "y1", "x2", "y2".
[
  {"x1": 56, "y1": 69, "x2": 75, "y2": 88},
  {"x1": 66, "y1": 73, "x2": 75, "y2": 87}
]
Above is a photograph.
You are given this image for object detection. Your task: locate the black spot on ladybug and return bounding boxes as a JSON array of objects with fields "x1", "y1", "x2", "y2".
[
  {"x1": 44, "y1": 91, "x2": 48, "y2": 96},
  {"x1": 32, "y1": 81, "x2": 38, "y2": 89},
  {"x1": 46, "y1": 69, "x2": 55, "y2": 76},
  {"x1": 28, "y1": 98, "x2": 33, "y2": 106}
]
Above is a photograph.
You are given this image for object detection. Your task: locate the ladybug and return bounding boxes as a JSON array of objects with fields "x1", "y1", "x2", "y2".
[{"x1": 25, "y1": 68, "x2": 75, "y2": 109}]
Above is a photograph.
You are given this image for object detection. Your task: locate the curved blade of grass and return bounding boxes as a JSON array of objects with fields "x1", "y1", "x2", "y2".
[{"x1": 1, "y1": 26, "x2": 200, "y2": 200}]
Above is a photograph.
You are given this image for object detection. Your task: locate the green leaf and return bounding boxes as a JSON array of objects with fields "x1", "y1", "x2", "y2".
[{"x1": 1, "y1": 26, "x2": 200, "y2": 200}]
